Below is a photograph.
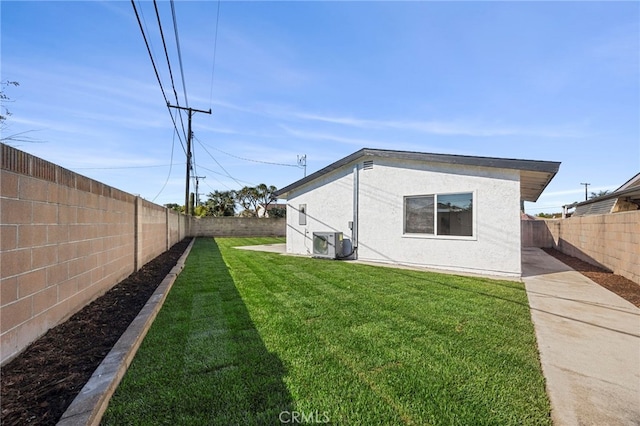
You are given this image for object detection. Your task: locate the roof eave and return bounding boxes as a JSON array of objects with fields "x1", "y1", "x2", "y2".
[{"x1": 275, "y1": 148, "x2": 561, "y2": 199}]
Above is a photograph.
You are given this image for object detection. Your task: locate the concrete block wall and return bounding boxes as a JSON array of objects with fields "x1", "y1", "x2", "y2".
[
  {"x1": 0, "y1": 144, "x2": 187, "y2": 364},
  {"x1": 555, "y1": 212, "x2": 639, "y2": 284},
  {"x1": 136, "y1": 198, "x2": 170, "y2": 269},
  {"x1": 522, "y1": 211, "x2": 639, "y2": 284},
  {"x1": 521, "y1": 219, "x2": 556, "y2": 248},
  {"x1": 189, "y1": 216, "x2": 286, "y2": 237}
]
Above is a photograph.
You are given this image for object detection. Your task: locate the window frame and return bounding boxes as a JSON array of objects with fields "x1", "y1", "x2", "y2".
[{"x1": 403, "y1": 191, "x2": 476, "y2": 240}]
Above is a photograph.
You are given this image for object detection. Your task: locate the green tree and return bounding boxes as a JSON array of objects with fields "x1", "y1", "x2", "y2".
[
  {"x1": 164, "y1": 203, "x2": 183, "y2": 212},
  {"x1": 193, "y1": 204, "x2": 210, "y2": 217},
  {"x1": 205, "y1": 190, "x2": 236, "y2": 216},
  {"x1": 589, "y1": 190, "x2": 611, "y2": 199},
  {"x1": 236, "y1": 186, "x2": 260, "y2": 216},
  {"x1": 254, "y1": 184, "x2": 278, "y2": 217},
  {"x1": 269, "y1": 206, "x2": 286, "y2": 218},
  {"x1": 236, "y1": 184, "x2": 279, "y2": 217}
]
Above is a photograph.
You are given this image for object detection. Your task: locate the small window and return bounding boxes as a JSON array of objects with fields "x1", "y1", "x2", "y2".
[
  {"x1": 404, "y1": 192, "x2": 473, "y2": 237},
  {"x1": 299, "y1": 204, "x2": 307, "y2": 225},
  {"x1": 437, "y1": 193, "x2": 473, "y2": 236},
  {"x1": 404, "y1": 195, "x2": 434, "y2": 234}
]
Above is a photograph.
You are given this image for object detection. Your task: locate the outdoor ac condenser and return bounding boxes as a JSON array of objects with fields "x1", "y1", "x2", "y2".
[{"x1": 312, "y1": 232, "x2": 344, "y2": 259}]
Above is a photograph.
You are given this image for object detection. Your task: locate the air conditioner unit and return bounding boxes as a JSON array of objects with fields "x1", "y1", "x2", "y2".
[{"x1": 312, "y1": 232, "x2": 344, "y2": 259}]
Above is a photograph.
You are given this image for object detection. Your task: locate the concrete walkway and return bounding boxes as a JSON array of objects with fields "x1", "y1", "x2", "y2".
[{"x1": 522, "y1": 248, "x2": 640, "y2": 426}]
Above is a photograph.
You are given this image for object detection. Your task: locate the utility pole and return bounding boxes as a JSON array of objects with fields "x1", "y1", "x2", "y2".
[
  {"x1": 580, "y1": 182, "x2": 590, "y2": 201},
  {"x1": 167, "y1": 103, "x2": 211, "y2": 215},
  {"x1": 297, "y1": 154, "x2": 307, "y2": 177},
  {"x1": 194, "y1": 175, "x2": 206, "y2": 206}
]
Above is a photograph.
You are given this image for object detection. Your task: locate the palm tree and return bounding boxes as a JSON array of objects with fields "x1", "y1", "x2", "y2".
[{"x1": 589, "y1": 190, "x2": 611, "y2": 199}]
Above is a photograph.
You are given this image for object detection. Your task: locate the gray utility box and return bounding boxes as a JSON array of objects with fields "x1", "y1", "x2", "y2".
[{"x1": 312, "y1": 232, "x2": 344, "y2": 259}]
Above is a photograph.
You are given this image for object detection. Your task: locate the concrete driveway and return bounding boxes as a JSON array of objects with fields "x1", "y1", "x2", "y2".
[{"x1": 522, "y1": 248, "x2": 640, "y2": 426}]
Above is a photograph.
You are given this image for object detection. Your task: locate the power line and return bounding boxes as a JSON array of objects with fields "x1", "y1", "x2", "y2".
[
  {"x1": 131, "y1": 0, "x2": 187, "y2": 156},
  {"x1": 197, "y1": 164, "x2": 254, "y2": 188},
  {"x1": 208, "y1": 0, "x2": 221, "y2": 110},
  {"x1": 197, "y1": 140, "x2": 299, "y2": 167},
  {"x1": 170, "y1": 0, "x2": 189, "y2": 108},
  {"x1": 151, "y1": 127, "x2": 178, "y2": 202},
  {"x1": 194, "y1": 135, "x2": 246, "y2": 188},
  {"x1": 153, "y1": 0, "x2": 188, "y2": 143}
]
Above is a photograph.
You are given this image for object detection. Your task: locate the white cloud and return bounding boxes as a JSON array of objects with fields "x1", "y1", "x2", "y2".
[{"x1": 290, "y1": 111, "x2": 586, "y2": 138}]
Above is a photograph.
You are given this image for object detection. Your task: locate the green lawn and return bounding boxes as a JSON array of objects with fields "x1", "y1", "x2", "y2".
[{"x1": 102, "y1": 237, "x2": 551, "y2": 425}]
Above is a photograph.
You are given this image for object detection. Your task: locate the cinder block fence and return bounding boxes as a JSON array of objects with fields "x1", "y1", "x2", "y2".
[
  {"x1": 0, "y1": 144, "x2": 285, "y2": 365},
  {"x1": 522, "y1": 212, "x2": 640, "y2": 284},
  {"x1": 0, "y1": 145, "x2": 191, "y2": 364},
  {"x1": 0, "y1": 144, "x2": 286, "y2": 364}
]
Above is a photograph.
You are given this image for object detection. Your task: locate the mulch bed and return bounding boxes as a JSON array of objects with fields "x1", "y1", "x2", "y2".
[
  {"x1": 542, "y1": 247, "x2": 640, "y2": 308},
  {"x1": 0, "y1": 238, "x2": 192, "y2": 426}
]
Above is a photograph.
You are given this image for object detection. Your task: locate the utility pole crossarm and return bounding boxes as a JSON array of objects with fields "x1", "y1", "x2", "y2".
[
  {"x1": 580, "y1": 182, "x2": 590, "y2": 201},
  {"x1": 167, "y1": 103, "x2": 212, "y2": 215},
  {"x1": 167, "y1": 103, "x2": 212, "y2": 115}
]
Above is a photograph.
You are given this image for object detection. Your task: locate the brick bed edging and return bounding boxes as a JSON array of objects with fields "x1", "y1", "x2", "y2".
[{"x1": 56, "y1": 238, "x2": 197, "y2": 426}]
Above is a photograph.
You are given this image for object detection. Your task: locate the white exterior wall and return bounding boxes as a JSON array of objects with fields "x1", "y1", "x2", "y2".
[
  {"x1": 285, "y1": 157, "x2": 522, "y2": 277},
  {"x1": 286, "y1": 166, "x2": 356, "y2": 256}
]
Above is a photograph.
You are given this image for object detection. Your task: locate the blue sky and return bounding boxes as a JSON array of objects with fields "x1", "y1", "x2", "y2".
[{"x1": 2, "y1": 1, "x2": 638, "y2": 213}]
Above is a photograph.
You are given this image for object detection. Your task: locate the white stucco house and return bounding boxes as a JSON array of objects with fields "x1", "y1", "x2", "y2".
[{"x1": 274, "y1": 148, "x2": 560, "y2": 278}]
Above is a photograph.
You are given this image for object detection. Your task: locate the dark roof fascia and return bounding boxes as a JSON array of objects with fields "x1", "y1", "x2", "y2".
[{"x1": 275, "y1": 148, "x2": 560, "y2": 197}]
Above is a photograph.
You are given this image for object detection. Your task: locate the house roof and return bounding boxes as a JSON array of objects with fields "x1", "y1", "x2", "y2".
[
  {"x1": 573, "y1": 171, "x2": 640, "y2": 216},
  {"x1": 615, "y1": 172, "x2": 640, "y2": 192},
  {"x1": 275, "y1": 148, "x2": 560, "y2": 202}
]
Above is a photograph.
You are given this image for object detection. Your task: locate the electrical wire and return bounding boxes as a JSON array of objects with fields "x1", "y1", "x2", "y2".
[
  {"x1": 208, "y1": 0, "x2": 221, "y2": 110},
  {"x1": 170, "y1": 0, "x2": 189, "y2": 108},
  {"x1": 153, "y1": 0, "x2": 188, "y2": 143},
  {"x1": 197, "y1": 140, "x2": 299, "y2": 167},
  {"x1": 193, "y1": 135, "x2": 248, "y2": 188},
  {"x1": 131, "y1": 0, "x2": 187, "y2": 156},
  {"x1": 197, "y1": 164, "x2": 254, "y2": 187},
  {"x1": 151, "y1": 126, "x2": 178, "y2": 202}
]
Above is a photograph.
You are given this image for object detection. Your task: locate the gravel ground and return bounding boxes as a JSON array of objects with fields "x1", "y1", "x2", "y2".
[{"x1": 542, "y1": 248, "x2": 640, "y2": 308}]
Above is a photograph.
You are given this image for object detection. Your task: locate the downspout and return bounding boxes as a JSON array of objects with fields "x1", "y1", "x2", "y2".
[
  {"x1": 352, "y1": 164, "x2": 359, "y2": 259},
  {"x1": 336, "y1": 163, "x2": 359, "y2": 260}
]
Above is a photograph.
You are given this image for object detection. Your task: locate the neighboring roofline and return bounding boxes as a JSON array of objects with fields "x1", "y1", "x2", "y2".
[
  {"x1": 275, "y1": 148, "x2": 560, "y2": 198},
  {"x1": 574, "y1": 172, "x2": 640, "y2": 208},
  {"x1": 574, "y1": 185, "x2": 640, "y2": 207},
  {"x1": 615, "y1": 172, "x2": 640, "y2": 192}
]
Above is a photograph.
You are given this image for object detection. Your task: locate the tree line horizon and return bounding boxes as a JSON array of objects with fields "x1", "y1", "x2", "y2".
[{"x1": 164, "y1": 183, "x2": 285, "y2": 218}]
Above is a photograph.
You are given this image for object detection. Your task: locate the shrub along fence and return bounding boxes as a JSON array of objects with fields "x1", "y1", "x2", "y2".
[
  {"x1": 1, "y1": 145, "x2": 284, "y2": 365},
  {"x1": 522, "y1": 211, "x2": 639, "y2": 284}
]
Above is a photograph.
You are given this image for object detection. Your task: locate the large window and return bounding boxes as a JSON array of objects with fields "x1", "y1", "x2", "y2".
[{"x1": 404, "y1": 192, "x2": 473, "y2": 237}]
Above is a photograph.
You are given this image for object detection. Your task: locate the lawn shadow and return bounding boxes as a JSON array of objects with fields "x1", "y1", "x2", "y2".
[
  {"x1": 374, "y1": 257, "x2": 639, "y2": 339},
  {"x1": 188, "y1": 238, "x2": 294, "y2": 424}
]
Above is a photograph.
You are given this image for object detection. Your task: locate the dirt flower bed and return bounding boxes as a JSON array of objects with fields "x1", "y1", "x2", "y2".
[
  {"x1": 0, "y1": 238, "x2": 192, "y2": 426},
  {"x1": 543, "y1": 248, "x2": 640, "y2": 308}
]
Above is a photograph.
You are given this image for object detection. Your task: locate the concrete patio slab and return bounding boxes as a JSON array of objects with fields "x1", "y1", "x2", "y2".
[
  {"x1": 522, "y1": 248, "x2": 640, "y2": 426},
  {"x1": 234, "y1": 243, "x2": 287, "y2": 254}
]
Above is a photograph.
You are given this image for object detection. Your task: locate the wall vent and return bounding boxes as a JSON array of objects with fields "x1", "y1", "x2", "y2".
[{"x1": 363, "y1": 160, "x2": 374, "y2": 170}]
